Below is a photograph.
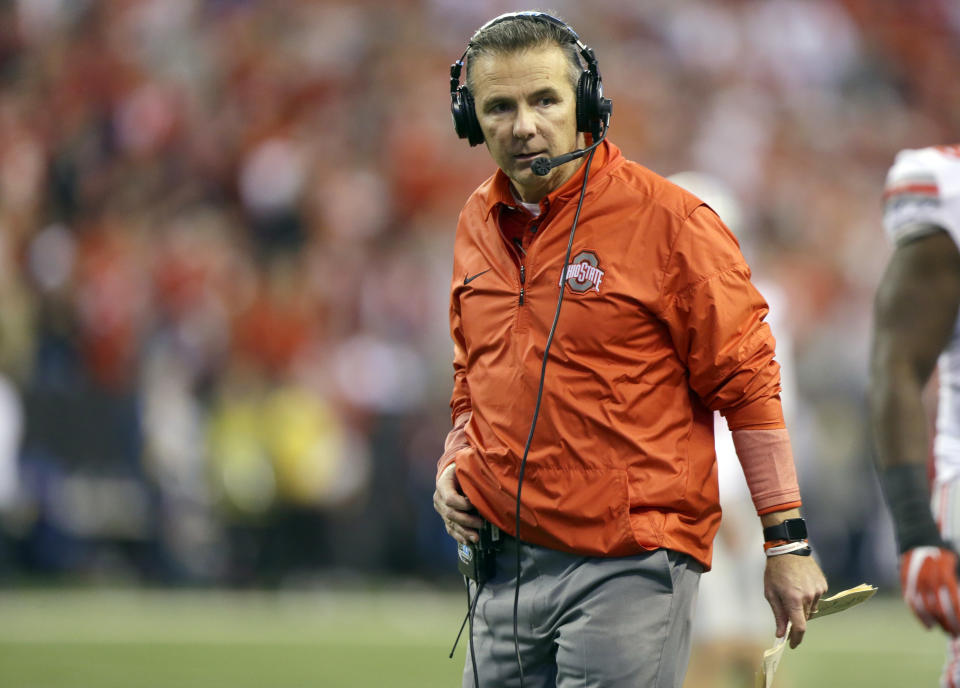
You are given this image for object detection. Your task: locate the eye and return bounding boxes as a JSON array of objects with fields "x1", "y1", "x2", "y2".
[
  {"x1": 538, "y1": 96, "x2": 557, "y2": 107},
  {"x1": 487, "y1": 101, "x2": 512, "y2": 114}
]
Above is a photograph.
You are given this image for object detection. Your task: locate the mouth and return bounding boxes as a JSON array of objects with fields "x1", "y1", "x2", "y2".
[{"x1": 514, "y1": 151, "x2": 546, "y2": 164}]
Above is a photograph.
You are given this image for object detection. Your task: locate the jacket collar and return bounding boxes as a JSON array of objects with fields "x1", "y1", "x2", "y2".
[{"x1": 478, "y1": 139, "x2": 624, "y2": 220}]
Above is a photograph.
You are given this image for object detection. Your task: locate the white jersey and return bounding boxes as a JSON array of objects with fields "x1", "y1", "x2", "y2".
[{"x1": 883, "y1": 145, "x2": 960, "y2": 481}]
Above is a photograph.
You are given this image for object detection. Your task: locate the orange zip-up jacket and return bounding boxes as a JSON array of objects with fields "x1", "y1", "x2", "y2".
[{"x1": 441, "y1": 141, "x2": 786, "y2": 568}]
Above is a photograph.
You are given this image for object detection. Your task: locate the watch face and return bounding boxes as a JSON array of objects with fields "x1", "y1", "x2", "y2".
[
  {"x1": 785, "y1": 519, "x2": 807, "y2": 539},
  {"x1": 765, "y1": 518, "x2": 807, "y2": 541}
]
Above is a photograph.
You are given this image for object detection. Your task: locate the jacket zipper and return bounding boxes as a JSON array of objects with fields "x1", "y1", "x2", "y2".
[
  {"x1": 519, "y1": 264, "x2": 526, "y2": 305},
  {"x1": 518, "y1": 221, "x2": 539, "y2": 307},
  {"x1": 511, "y1": 236, "x2": 526, "y2": 306}
]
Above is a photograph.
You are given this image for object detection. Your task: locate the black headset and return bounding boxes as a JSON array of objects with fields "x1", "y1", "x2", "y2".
[{"x1": 449, "y1": 11, "x2": 612, "y2": 146}]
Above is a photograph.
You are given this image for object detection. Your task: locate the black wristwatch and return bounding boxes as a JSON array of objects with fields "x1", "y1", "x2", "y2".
[{"x1": 763, "y1": 518, "x2": 807, "y2": 542}]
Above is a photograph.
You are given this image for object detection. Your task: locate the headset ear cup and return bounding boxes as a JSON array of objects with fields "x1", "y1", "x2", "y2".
[
  {"x1": 452, "y1": 86, "x2": 484, "y2": 146},
  {"x1": 451, "y1": 87, "x2": 469, "y2": 140},
  {"x1": 576, "y1": 71, "x2": 602, "y2": 140}
]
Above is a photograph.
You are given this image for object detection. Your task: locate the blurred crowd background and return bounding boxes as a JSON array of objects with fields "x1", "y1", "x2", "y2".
[{"x1": 0, "y1": 0, "x2": 956, "y2": 590}]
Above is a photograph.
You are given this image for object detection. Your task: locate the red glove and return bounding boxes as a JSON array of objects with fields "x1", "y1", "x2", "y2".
[{"x1": 900, "y1": 546, "x2": 960, "y2": 635}]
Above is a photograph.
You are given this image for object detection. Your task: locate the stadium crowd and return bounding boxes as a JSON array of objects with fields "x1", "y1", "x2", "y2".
[{"x1": 0, "y1": 0, "x2": 958, "y2": 588}]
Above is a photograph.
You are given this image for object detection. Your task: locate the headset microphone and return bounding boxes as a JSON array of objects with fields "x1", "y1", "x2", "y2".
[{"x1": 530, "y1": 127, "x2": 608, "y2": 176}]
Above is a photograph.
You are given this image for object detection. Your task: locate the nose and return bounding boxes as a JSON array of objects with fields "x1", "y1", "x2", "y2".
[{"x1": 512, "y1": 103, "x2": 536, "y2": 140}]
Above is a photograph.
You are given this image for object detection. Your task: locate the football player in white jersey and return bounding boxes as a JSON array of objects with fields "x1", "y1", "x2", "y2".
[{"x1": 871, "y1": 145, "x2": 960, "y2": 684}]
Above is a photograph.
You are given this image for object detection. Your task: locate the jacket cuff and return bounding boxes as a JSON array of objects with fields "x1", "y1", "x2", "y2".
[{"x1": 723, "y1": 395, "x2": 786, "y2": 431}]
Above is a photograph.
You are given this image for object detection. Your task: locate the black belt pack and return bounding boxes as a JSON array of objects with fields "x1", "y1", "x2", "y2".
[{"x1": 457, "y1": 520, "x2": 502, "y2": 584}]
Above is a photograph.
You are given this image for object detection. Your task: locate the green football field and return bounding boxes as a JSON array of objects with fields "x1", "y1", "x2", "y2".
[{"x1": 0, "y1": 585, "x2": 945, "y2": 687}]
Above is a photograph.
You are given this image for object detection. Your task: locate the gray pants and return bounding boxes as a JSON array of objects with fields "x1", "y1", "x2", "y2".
[{"x1": 463, "y1": 536, "x2": 701, "y2": 688}]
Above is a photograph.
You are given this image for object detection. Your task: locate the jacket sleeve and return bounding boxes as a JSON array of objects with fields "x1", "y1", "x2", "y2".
[
  {"x1": 658, "y1": 205, "x2": 785, "y2": 430},
  {"x1": 449, "y1": 268, "x2": 472, "y2": 424}
]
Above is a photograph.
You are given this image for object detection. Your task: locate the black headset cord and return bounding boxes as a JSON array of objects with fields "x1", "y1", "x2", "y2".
[
  {"x1": 511, "y1": 145, "x2": 599, "y2": 688},
  {"x1": 449, "y1": 576, "x2": 485, "y2": 687}
]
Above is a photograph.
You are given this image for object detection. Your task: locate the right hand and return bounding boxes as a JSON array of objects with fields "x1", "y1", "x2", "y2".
[
  {"x1": 433, "y1": 462, "x2": 483, "y2": 545},
  {"x1": 900, "y1": 546, "x2": 960, "y2": 635},
  {"x1": 763, "y1": 550, "x2": 828, "y2": 648}
]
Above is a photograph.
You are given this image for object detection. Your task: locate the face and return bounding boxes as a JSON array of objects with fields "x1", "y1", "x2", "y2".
[{"x1": 471, "y1": 45, "x2": 585, "y2": 204}]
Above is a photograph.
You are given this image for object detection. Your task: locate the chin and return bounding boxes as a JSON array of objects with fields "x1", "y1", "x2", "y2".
[
  {"x1": 511, "y1": 171, "x2": 538, "y2": 190},
  {"x1": 507, "y1": 168, "x2": 531, "y2": 185}
]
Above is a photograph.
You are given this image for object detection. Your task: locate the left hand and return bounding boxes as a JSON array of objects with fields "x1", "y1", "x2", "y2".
[{"x1": 764, "y1": 553, "x2": 828, "y2": 648}]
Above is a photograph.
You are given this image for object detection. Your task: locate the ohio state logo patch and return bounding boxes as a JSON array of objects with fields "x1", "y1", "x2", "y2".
[{"x1": 560, "y1": 251, "x2": 605, "y2": 293}]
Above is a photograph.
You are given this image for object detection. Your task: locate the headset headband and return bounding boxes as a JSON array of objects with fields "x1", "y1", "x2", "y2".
[
  {"x1": 449, "y1": 12, "x2": 600, "y2": 98},
  {"x1": 449, "y1": 12, "x2": 611, "y2": 145}
]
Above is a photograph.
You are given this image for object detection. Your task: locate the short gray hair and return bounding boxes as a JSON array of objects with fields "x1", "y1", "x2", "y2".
[{"x1": 464, "y1": 13, "x2": 583, "y2": 94}]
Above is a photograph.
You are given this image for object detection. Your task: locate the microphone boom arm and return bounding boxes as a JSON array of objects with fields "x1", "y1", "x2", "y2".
[{"x1": 530, "y1": 124, "x2": 609, "y2": 177}]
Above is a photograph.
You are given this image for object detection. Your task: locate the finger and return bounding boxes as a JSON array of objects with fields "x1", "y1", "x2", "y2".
[
  {"x1": 787, "y1": 606, "x2": 807, "y2": 648},
  {"x1": 448, "y1": 510, "x2": 484, "y2": 530},
  {"x1": 434, "y1": 481, "x2": 474, "y2": 516},
  {"x1": 445, "y1": 511, "x2": 483, "y2": 540},
  {"x1": 436, "y1": 464, "x2": 468, "y2": 498},
  {"x1": 444, "y1": 517, "x2": 475, "y2": 545},
  {"x1": 810, "y1": 584, "x2": 826, "y2": 616},
  {"x1": 442, "y1": 505, "x2": 482, "y2": 540},
  {"x1": 435, "y1": 469, "x2": 464, "y2": 495},
  {"x1": 810, "y1": 592, "x2": 823, "y2": 614},
  {"x1": 766, "y1": 594, "x2": 789, "y2": 639},
  {"x1": 803, "y1": 589, "x2": 823, "y2": 619},
  {"x1": 437, "y1": 462, "x2": 458, "y2": 485},
  {"x1": 445, "y1": 493, "x2": 474, "y2": 512},
  {"x1": 435, "y1": 474, "x2": 472, "y2": 507},
  {"x1": 458, "y1": 524, "x2": 479, "y2": 544}
]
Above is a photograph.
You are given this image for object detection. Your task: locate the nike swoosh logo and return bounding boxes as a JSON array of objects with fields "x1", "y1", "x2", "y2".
[{"x1": 463, "y1": 269, "x2": 491, "y2": 285}]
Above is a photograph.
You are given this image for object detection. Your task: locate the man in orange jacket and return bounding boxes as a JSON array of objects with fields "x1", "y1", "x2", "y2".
[{"x1": 433, "y1": 12, "x2": 827, "y2": 687}]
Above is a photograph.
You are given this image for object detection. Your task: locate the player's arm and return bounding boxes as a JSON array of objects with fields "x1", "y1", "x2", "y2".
[
  {"x1": 870, "y1": 226, "x2": 960, "y2": 634},
  {"x1": 871, "y1": 226, "x2": 960, "y2": 479}
]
